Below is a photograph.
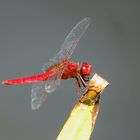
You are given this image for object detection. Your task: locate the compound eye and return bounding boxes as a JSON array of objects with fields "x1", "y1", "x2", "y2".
[{"x1": 81, "y1": 62, "x2": 92, "y2": 75}]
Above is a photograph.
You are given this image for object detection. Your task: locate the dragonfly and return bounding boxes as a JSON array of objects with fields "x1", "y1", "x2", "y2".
[{"x1": 2, "y1": 17, "x2": 93, "y2": 110}]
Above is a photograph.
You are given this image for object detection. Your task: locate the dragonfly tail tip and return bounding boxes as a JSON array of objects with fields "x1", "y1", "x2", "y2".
[
  {"x1": 1, "y1": 81, "x2": 5, "y2": 84},
  {"x1": 1, "y1": 80, "x2": 9, "y2": 85}
]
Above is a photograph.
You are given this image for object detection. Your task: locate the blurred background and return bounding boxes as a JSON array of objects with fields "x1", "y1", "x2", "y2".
[{"x1": 0, "y1": 0, "x2": 140, "y2": 140}]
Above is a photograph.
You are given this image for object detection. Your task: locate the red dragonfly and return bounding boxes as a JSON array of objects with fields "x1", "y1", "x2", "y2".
[{"x1": 2, "y1": 17, "x2": 92, "y2": 110}]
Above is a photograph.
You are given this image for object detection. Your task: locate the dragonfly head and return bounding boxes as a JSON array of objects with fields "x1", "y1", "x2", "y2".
[{"x1": 80, "y1": 62, "x2": 92, "y2": 76}]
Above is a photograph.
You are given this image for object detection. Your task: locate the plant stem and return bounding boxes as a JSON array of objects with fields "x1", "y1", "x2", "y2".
[{"x1": 56, "y1": 73, "x2": 109, "y2": 140}]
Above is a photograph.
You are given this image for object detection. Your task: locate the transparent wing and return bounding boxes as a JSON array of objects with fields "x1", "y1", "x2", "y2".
[
  {"x1": 44, "y1": 69, "x2": 64, "y2": 93},
  {"x1": 42, "y1": 60, "x2": 65, "y2": 92},
  {"x1": 59, "y1": 17, "x2": 91, "y2": 60},
  {"x1": 42, "y1": 17, "x2": 91, "y2": 72},
  {"x1": 31, "y1": 82, "x2": 48, "y2": 110},
  {"x1": 31, "y1": 69, "x2": 64, "y2": 110}
]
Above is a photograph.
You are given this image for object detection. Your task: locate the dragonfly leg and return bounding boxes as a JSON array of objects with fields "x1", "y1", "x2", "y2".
[
  {"x1": 75, "y1": 77, "x2": 81, "y2": 95},
  {"x1": 76, "y1": 77, "x2": 81, "y2": 88},
  {"x1": 78, "y1": 74, "x2": 88, "y2": 87},
  {"x1": 82, "y1": 75, "x2": 90, "y2": 82}
]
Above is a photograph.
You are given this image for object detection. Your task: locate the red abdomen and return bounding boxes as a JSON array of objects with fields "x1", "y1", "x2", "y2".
[{"x1": 2, "y1": 72, "x2": 50, "y2": 85}]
